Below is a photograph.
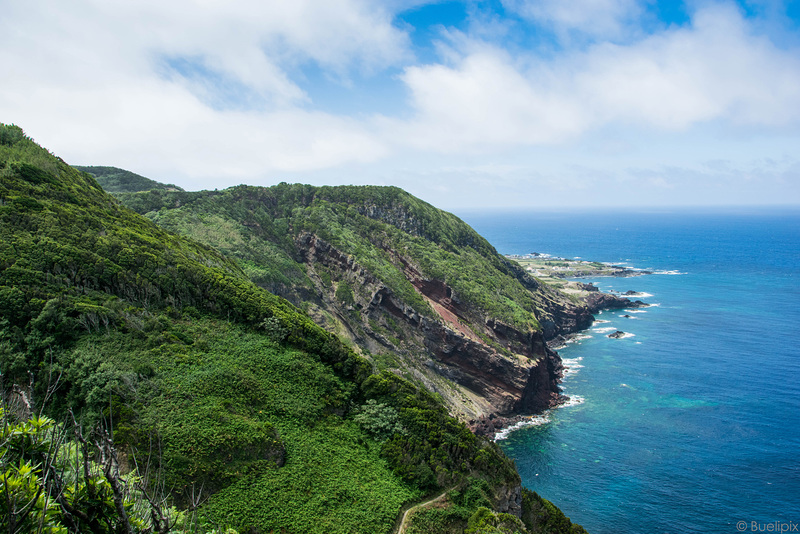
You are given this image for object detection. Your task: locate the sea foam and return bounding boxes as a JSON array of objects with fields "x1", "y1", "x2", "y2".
[
  {"x1": 494, "y1": 395, "x2": 585, "y2": 440},
  {"x1": 494, "y1": 414, "x2": 551, "y2": 440},
  {"x1": 622, "y1": 291, "x2": 653, "y2": 298},
  {"x1": 592, "y1": 326, "x2": 618, "y2": 333},
  {"x1": 611, "y1": 332, "x2": 636, "y2": 339},
  {"x1": 559, "y1": 395, "x2": 585, "y2": 408},
  {"x1": 565, "y1": 334, "x2": 592, "y2": 344},
  {"x1": 562, "y1": 357, "x2": 584, "y2": 377}
]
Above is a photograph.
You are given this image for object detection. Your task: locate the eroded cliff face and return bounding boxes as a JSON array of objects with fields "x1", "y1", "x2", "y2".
[
  {"x1": 115, "y1": 182, "x2": 601, "y2": 432},
  {"x1": 291, "y1": 232, "x2": 590, "y2": 428}
]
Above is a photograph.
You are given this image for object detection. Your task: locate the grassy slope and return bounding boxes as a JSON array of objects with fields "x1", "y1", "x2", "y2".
[
  {"x1": 73, "y1": 318, "x2": 415, "y2": 533},
  {"x1": 76, "y1": 165, "x2": 184, "y2": 193},
  {"x1": 1, "y1": 124, "x2": 587, "y2": 533},
  {"x1": 114, "y1": 184, "x2": 579, "y2": 341}
]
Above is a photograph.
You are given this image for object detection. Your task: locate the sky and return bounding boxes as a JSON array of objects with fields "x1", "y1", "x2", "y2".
[{"x1": 2, "y1": 0, "x2": 800, "y2": 209}]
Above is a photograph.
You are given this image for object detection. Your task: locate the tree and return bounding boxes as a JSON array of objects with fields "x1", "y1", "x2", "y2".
[
  {"x1": 353, "y1": 399, "x2": 404, "y2": 441},
  {"x1": 0, "y1": 395, "x2": 236, "y2": 533}
]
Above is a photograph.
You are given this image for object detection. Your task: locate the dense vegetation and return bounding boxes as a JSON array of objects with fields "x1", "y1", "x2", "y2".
[
  {"x1": 111, "y1": 183, "x2": 571, "y2": 335},
  {"x1": 108, "y1": 180, "x2": 584, "y2": 416},
  {"x1": 76, "y1": 165, "x2": 184, "y2": 193},
  {"x1": 1, "y1": 123, "x2": 588, "y2": 533}
]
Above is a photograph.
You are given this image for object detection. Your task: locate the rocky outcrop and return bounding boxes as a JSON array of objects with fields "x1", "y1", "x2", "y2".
[
  {"x1": 292, "y1": 232, "x2": 571, "y2": 427},
  {"x1": 583, "y1": 292, "x2": 647, "y2": 312},
  {"x1": 495, "y1": 485, "x2": 523, "y2": 517}
]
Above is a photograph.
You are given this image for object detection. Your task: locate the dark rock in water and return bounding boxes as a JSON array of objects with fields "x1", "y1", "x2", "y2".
[
  {"x1": 583, "y1": 292, "x2": 644, "y2": 312},
  {"x1": 577, "y1": 282, "x2": 600, "y2": 292},
  {"x1": 624, "y1": 290, "x2": 639, "y2": 295},
  {"x1": 622, "y1": 314, "x2": 632, "y2": 318},
  {"x1": 608, "y1": 330, "x2": 627, "y2": 339}
]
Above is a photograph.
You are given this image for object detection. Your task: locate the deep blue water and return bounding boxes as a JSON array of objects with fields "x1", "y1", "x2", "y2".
[{"x1": 457, "y1": 208, "x2": 800, "y2": 534}]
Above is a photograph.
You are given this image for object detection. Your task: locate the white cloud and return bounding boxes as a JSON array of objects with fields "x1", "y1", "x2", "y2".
[
  {"x1": 576, "y1": 4, "x2": 800, "y2": 128},
  {"x1": 393, "y1": 4, "x2": 800, "y2": 152},
  {"x1": 0, "y1": 0, "x2": 405, "y2": 180},
  {"x1": 502, "y1": 0, "x2": 643, "y2": 40},
  {"x1": 393, "y1": 49, "x2": 587, "y2": 150},
  {"x1": 0, "y1": 0, "x2": 798, "y2": 207},
  {"x1": 3, "y1": 0, "x2": 411, "y2": 105}
]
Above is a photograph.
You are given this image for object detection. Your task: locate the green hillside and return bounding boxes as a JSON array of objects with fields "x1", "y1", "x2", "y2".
[
  {"x1": 117, "y1": 183, "x2": 568, "y2": 334},
  {"x1": 75, "y1": 165, "x2": 184, "y2": 193},
  {"x1": 0, "y1": 123, "x2": 588, "y2": 533},
  {"x1": 112, "y1": 182, "x2": 591, "y2": 421}
]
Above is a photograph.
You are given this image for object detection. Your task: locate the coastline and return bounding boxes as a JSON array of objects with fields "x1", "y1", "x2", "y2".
[{"x1": 487, "y1": 255, "x2": 655, "y2": 440}]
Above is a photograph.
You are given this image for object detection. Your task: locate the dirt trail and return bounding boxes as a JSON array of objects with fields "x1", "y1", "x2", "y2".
[{"x1": 395, "y1": 488, "x2": 451, "y2": 534}]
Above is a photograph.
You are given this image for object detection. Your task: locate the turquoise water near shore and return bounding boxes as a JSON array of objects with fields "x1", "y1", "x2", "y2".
[{"x1": 458, "y1": 208, "x2": 800, "y2": 534}]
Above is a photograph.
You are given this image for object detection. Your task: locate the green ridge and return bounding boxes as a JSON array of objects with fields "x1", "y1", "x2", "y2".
[
  {"x1": 112, "y1": 183, "x2": 576, "y2": 341},
  {"x1": 0, "y1": 123, "x2": 588, "y2": 533},
  {"x1": 75, "y1": 165, "x2": 185, "y2": 193}
]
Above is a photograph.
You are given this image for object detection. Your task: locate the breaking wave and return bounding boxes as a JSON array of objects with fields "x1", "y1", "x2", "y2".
[
  {"x1": 562, "y1": 357, "x2": 584, "y2": 377},
  {"x1": 494, "y1": 414, "x2": 551, "y2": 440},
  {"x1": 593, "y1": 326, "x2": 618, "y2": 334}
]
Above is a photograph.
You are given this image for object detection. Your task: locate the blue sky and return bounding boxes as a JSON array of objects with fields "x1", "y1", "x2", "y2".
[{"x1": 2, "y1": 0, "x2": 799, "y2": 208}]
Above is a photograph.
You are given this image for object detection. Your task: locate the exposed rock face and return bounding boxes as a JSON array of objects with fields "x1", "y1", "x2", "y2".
[
  {"x1": 292, "y1": 232, "x2": 583, "y2": 427},
  {"x1": 583, "y1": 292, "x2": 647, "y2": 312},
  {"x1": 495, "y1": 485, "x2": 523, "y2": 517}
]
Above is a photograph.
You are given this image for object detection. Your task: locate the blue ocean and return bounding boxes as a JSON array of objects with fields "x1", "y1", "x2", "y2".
[{"x1": 457, "y1": 208, "x2": 800, "y2": 534}]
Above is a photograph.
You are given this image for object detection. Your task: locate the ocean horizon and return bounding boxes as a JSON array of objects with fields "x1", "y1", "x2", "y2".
[{"x1": 457, "y1": 207, "x2": 800, "y2": 534}]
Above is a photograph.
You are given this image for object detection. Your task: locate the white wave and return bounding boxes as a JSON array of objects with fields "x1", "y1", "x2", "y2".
[
  {"x1": 623, "y1": 291, "x2": 653, "y2": 298},
  {"x1": 592, "y1": 326, "x2": 618, "y2": 333},
  {"x1": 566, "y1": 334, "x2": 592, "y2": 343},
  {"x1": 558, "y1": 395, "x2": 585, "y2": 408},
  {"x1": 653, "y1": 270, "x2": 686, "y2": 275},
  {"x1": 561, "y1": 357, "x2": 584, "y2": 377},
  {"x1": 493, "y1": 394, "x2": 586, "y2": 440},
  {"x1": 625, "y1": 309, "x2": 648, "y2": 314},
  {"x1": 608, "y1": 332, "x2": 636, "y2": 339},
  {"x1": 594, "y1": 319, "x2": 611, "y2": 324},
  {"x1": 494, "y1": 414, "x2": 551, "y2": 440}
]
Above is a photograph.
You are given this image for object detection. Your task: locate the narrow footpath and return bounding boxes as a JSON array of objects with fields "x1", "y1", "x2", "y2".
[{"x1": 395, "y1": 488, "x2": 452, "y2": 534}]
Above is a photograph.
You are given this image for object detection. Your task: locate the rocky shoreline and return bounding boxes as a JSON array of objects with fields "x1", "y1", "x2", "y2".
[
  {"x1": 506, "y1": 253, "x2": 651, "y2": 279},
  {"x1": 474, "y1": 292, "x2": 649, "y2": 440},
  {"x1": 478, "y1": 257, "x2": 655, "y2": 439},
  {"x1": 545, "y1": 291, "x2": 648, "y2": 350}
]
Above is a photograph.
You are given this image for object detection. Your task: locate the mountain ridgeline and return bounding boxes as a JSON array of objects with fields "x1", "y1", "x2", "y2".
[
  {"x1": 0, "y1": 123, "x2": 588, "y2": 533},
  {"x1": 76, "y1": 165, "x2": 185, "y2": 193},
  {"x1": 113, "y1": 183, "x2": 595, "y2": 427}
]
